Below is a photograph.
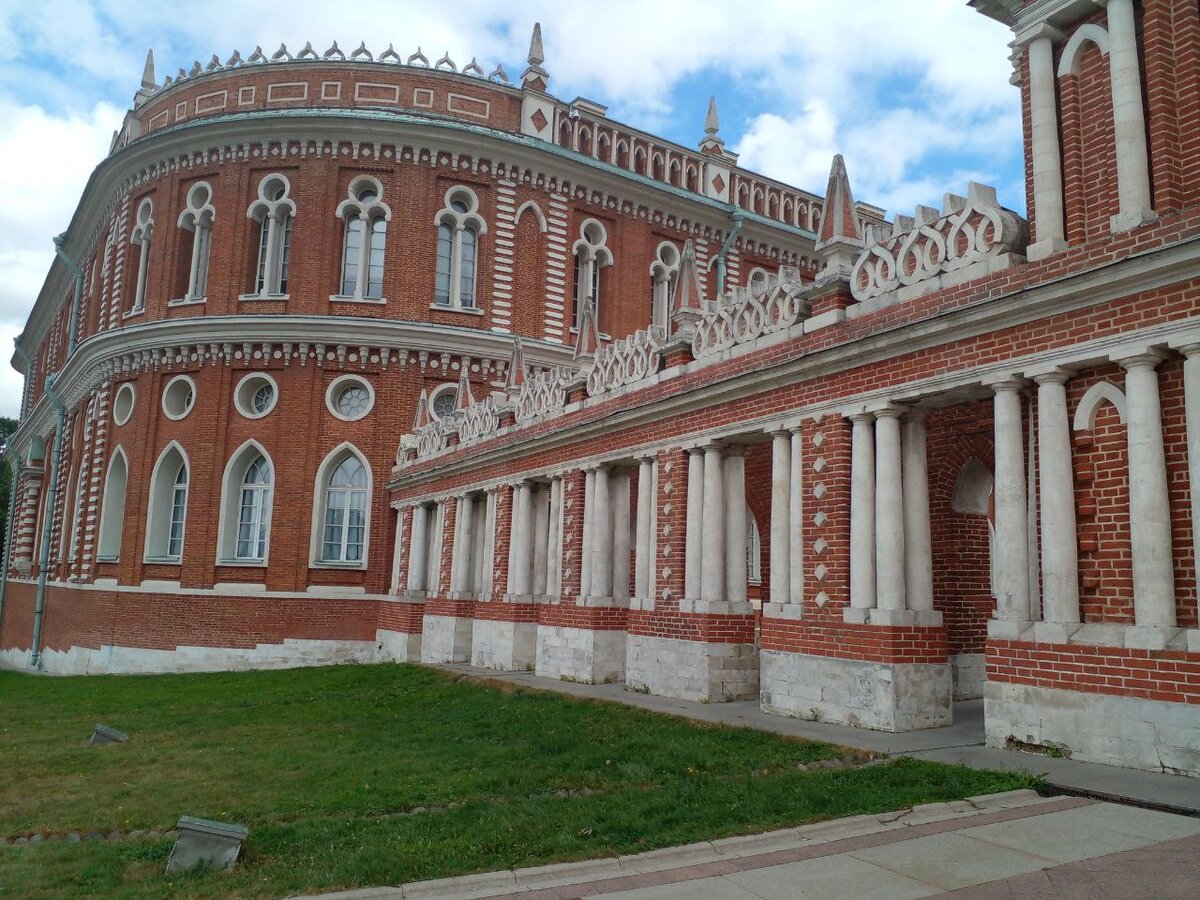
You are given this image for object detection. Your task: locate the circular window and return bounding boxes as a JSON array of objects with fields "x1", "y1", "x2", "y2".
[
  {"x1": 113, "y1": 383, "x2": 135, "y2": 426},
  {"x1": 162, "y1": 375, "x2": 196, "y2": 420},
  {"x1": 325, "y1": 375, "x2": 375, "y2": 422},
  {"x1": 429, "y1": 385, "x2": 458, "y2": 420},
  {"x1": 235, "y1": 373, "x2": 278, "y2": 419}
]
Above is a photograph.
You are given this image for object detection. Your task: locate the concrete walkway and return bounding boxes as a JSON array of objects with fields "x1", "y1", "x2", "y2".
[
  {"x1": 437, "y1": 663, "x2": 1200, "y2": 813},
  {"x1": 304, "y1": 792, "x2": 1200, "y2": 899}
]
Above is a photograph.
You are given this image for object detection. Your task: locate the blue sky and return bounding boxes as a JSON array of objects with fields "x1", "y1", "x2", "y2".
[{"x1": 0, "y1": 0, "x2": 1022, "y2": 418}]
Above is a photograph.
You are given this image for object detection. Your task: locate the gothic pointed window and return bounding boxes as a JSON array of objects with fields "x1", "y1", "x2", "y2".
[
  {"x1": 97, "y1": 447, "x2": 129, "y2": 561},
  {"x1": 317, "y1": 448, "x2": 370, "y2": 564},
  {"x1": 245, "y1": 174, "x2": 296, "y2": 297},
  {"x1": 336, "y1": 177, "x2": 391, "y2": 301},
  {"x1": 433, "y1": 187, "x2": 487, "y2": 309},
  {"x1": 128, "y1": 198, "x2": 154, "y2": 314},
  {"x1": 146, "y1": 443, "x2": 189, "y2": 561},
  {"x1": 176, "y1": 181, "x2": 214, "y2": 302},
  {"x1": 236, "y1": 455, "x2": 271, "y2": 560},
  {"x1": 571, "y1": 219, "x2": 612, "y2": 328},
  {"x1": 219, "y1": 442, "x2": 274, "y2": 564}
]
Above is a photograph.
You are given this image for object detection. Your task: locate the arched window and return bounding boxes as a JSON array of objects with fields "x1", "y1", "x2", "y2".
[
  {"x1": 67, "y1": 463, "x2": 86, "y2": 562},
  {"x1": 97, "y1": 447, "x2": 129, "y2": 561},
  {"x1": 336, "y1": 177, "x2": 391, "y2": 301},
  {"x1": 433, "y1": 187, "x2": 487, "y2": 309},
  {"x1": 176, "y1": 181, "x2": 214, "y2": 302},
  {"x1": 571, "y1": 219, "x2": 612, "y2": 328},
  {"x1": 245, "y1": 174, "x2": 296, "y2": 297},
  {"x1": 218, "y1": 442, "x2": 274, "y2": 563},
  {"x1": 128, "y1": 198, "x2": 154, "y2": 314},
  {"x1": 316, "y1": 447, "x2": 371, "y2": 564},
  {"x1": 746, "y1": 507, "x2": 761, "y2": 585},
  {"x1": 145, "y1": 443, "x2": 189, "y2": 562},
  {"x1": 649, "y1": 241, "x2": 680, "y2": 332}
]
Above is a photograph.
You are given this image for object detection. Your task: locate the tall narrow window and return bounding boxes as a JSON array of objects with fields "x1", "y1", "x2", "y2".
[
  {"x1": 237, "y1": 455, "x2": 271, "y2": 560},
  {"x1": 245, "y1": 174, "x2": 296, "y2": 297},
  {"x1": 649, "y1": 241, "x2": 680, "y2": 332},
  {"x1": 433, "y1": 187, "x2": 487, "y2": 310},
  {"x1": 146, "y1": 443, "x2": 189, "y2": 562},
  {"x1": 68, "y1": 464, "x2": 86, "y2": 562},
  {"x1": 571, "y1": 219, "x2": 612, "y2": 328},
  {"x1": 97, "y1": 448, "x2": 129, "y2": 561},
  {"x1": 128, "y1": 198, "x2": 154, "y2": 314},
  {"x1": 176, "y1": 181, "x2": 215, "y2": 302},
  {"x1": 318, "y1": 450, "x2": 369, "y2": 564},
  {"x1": 335, "y1": 177, "x2": 391, "y2": 301}
]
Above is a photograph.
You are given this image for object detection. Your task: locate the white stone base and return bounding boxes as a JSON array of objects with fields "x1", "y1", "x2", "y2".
[
  {"x1": 535, "y1": 624, "x2": 624, "y2": 684},
  {"x1": 986, "y1": 681, "x2": 1200, "y2": 777},
  {"x1": 951, "y1": 652, "x2": 986, "y2": 700},
  {"x1": 760, "y1": 649, "x2": 953, "y2": 731},
  {"x1": 625, "y1": 634, "x2": 758, "y2": 702},
  {"x1": 420, "y1": 615, "x2": 473, "y2": 664},
  {"x1": 0, "y1": 638, "x2": 379, "y2": 675},
  {"x1": 471, "y1": 618, "x2": 537, "y2": 671},
  {"x1": 376, "y1": 628, "x2": 422, "y2": 663}
]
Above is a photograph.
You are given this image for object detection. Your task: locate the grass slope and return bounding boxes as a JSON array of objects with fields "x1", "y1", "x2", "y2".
[{"x1": 0, "y1": 664, "x2": 1035, "y2": 898}]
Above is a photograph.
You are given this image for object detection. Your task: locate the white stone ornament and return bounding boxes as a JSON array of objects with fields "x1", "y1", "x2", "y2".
[{"x1": 691, "y1": 266, "x2": 807, "y2": 360}]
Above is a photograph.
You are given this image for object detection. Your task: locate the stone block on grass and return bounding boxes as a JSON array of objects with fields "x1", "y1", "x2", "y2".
[{"x1": 165, "y1": 817, "x2": 249, "y2": 873}]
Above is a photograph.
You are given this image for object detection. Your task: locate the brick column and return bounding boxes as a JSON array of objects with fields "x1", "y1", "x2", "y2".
[
  {"x1": 490, "y1": 486, "x2": 514, "y2": 599},
  {"x1": 435, "y1": 498, "x2": 457, "y2": 598},
  {"x1": 656, "y1": 448, "x2": 688, "y2": 604},
  {"x1": 559, "y1": 469, "x2": 586, "y2": 599}
]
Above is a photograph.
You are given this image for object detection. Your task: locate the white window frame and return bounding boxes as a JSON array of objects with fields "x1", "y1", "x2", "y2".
[
  {"x1": 126, "y1": 198, "x2": 154, "y2": 316},
  {"x1": 571, "y1": 218, "x2": 612, "y2": 329},
  {"x1": 310, "y1": 442, "x2": 372, "y2": 569},
  {"x1": 432, "y1": 186, "x2": 487, "y2": 312},
  {"x1": 333, "y1": 176, "x2": 391, "y2": 303},
  {"x1": 112, "y1": 382, "x2": 136, "y2": 426},
  {"x1": 97, "y1": 446, "x2": 129, "y2": 562},
  {"x1": 144, "y1": 442, "x2": 190, "y2": 563},
  {"x1": 649, "y1": 240, "x2": 680, "y2": 333},
  {"x1": 242, "y1": 173, "x2": 296, "y2": 299},
  {"x1": 216, "y1": 440, "x2": 274, "y2": 566},
  {"x1": 428, "y1": 382, "x2": 459, "y2": 421},
  {"x1": 173, "y1": 181, "x2": 215, "y2": 304},
  {"x1": 161, "y1": 374, "x2": 196, "y2": 421},
  {"x1": 325, "y1": 374, "x2": 375, "y2": 422},
  {"x1": 234, "y1": 372, "x2": 279, "y2": 419}
]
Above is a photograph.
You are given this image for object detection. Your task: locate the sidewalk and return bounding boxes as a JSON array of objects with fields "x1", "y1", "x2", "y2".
[
  {"x1": 437, "y1": 663, "x2": 1200, "y2": 813},
  {"x1": 302, "y1": 791, "x2": 1200, "y2": 899}
]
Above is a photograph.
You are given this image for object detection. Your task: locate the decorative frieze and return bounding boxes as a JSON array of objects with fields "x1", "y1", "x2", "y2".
[{"x1": 691, "y1": 266, "x2": 806, "y2": 360}]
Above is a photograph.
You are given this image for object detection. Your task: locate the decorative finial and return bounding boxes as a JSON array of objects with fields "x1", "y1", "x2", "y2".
[
  {"x1": 528, "y1": 23, "x2": 544, "y2": 66},
  {"x1": 141, "y1": 49, "x2": 156, "y2": 89},
  {"x1": 813, "y1": 153, "x2": 864, "y2": 280},
  {"x1": 412, "y1": 389, "x2": 430, "y2": 430},
  {"x1": 454, "y1": 365, "x2": 475, "y2": 412},
  {"x1": 573, "y1": 298, "x2": 601, "y2": 361},
  {"x1": 505, "y1": 336, "x2": 527, "y2": 393},
  {"x1": 704, "y1": 96, "x2": 719, "y2": 136}
]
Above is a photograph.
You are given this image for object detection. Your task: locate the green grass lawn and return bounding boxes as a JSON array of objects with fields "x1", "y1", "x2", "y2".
[{"x1": 0, "y1": 664, "x2": 1036, "y2": 898}]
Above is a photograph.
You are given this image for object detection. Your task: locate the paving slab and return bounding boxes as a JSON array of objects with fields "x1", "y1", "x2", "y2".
[
  {"x1": 846, "y1": 831, "x2": 1053, "y2": 891},
  {"x1": 721, "y1": 854, "x2": 937, "y2": 900}
]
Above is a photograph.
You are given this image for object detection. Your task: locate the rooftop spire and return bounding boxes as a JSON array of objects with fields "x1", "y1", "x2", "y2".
[
  {"x1": 505, "y1": 336, "x2": 527, "y2": 394},
  {"x1": 814, "y1": 154, "x2": 864, "y2": 280},
  {"x1": 698, "y1": 95, "x2": 726, "y2": 155},
  {"x1": 522, "y1": 22, "x2": 550, "y2": 91},
  {"x1": 528, "y1": 22, "x2": 544, "y2": 66},
  {"x1": 141, "y1": 49, "x2": 156, "y2": 89}
]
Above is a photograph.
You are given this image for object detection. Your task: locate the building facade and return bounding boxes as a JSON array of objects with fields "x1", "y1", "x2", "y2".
[{"x1": 3, "y1": 1, "x2": 1200, "y2": 777}]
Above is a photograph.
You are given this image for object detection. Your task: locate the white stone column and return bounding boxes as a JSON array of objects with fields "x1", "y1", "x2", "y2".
[
  {"x1": 685, "y1": 447, "x2": 705, "y2": 600},
  {"x1": 789, "y1": 427, "x2": 804, "y2": 604},
  {"x1": 1101, "y1": 0, "x2": 1155, "y2": 232},
  {"x1": 1034, "y1": 369, "x2": 1081, "y2": 636},
  {"x1": 874, "y1": 407, "x2": 907, "y2": 613},
  {"x1": 1025, "y1": 26, "x2": 1067, "y2": 260},
  {"x1": 849, "y1": 413, "x2": 876, "y2": 611},
  {"x1": 1181, "y1": 346, "x2": 1200, "y2": 601},
  {"x1": 532, "y1": 484, "x2": 550, "y2": 595},
  {"x1": 591, "y1": 466, "x2": 613, "y2": 597},
  {"x1": 452, "y1": 496, "x2": 471, "y2": 593},
  {"x1": 902, "y1": 410, "x2": 933, "y2": 612},
  {"x1": 407, "y1": 504, "x2": 429, "y2": 591},
  {"x1": 770, "y1": 431, "x2": 791, "y2": 604},
  {"x1": 611, "y1": 471, "x2": 631, "y2": 601},
  {"x1": 724, "y1": 449, "x2": 747, "y2": 605},
  {"x1": 580, "y1": 469, "x2": 595, "y2": 598},
  {"x1": 634, "y1": 457, "x2": 654, "y2": 599},
  {"x1": 700, "y1": 444, "x2": 726, "y2": 603},
  {"x1": 990, "y1": 378, "x2": 1032, "y2": 633},
  {"x1": 481, "y1": 490, "x2": 497, "y2": 598},
  {"x1": 1118, "y1": 352, "x2": 1176, "y2": 633},
  {"x1": 510, "y1": 483, "x2": 534, "y2": 595},
  {"x1": 546, "y1": 478, "x2": 563, "y2": 597}
]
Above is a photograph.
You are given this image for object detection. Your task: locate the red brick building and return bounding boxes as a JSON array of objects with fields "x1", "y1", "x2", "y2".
[{"x1": 3, "y1": 2, "x2": 1199, "y2": 776}]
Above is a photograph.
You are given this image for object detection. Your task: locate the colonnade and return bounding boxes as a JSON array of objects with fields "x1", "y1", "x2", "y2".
[
  {"x1": 845, "y1": 407, "x2": 937, "y2": 625},
  {"x1": 684, "y1": 445, "x2": 748, "y2": 605}
]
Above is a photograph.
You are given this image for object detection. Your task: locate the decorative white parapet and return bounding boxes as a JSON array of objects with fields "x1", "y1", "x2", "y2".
[
  {"x1": 849, "y1": 183, "x2": 1028, "y2": 307},
  {"x1": 457, "y1": 393, "x2": 502, "y2": 445},
  {"x1": 586, "y1": 327, "x2": 664, "y2": 397},
  {"x1": 690, "y1": 266, "x2": 807, "y2": 360},
  {"x1": 515, "y1": 365, "x2": 574, "y2": 423}
]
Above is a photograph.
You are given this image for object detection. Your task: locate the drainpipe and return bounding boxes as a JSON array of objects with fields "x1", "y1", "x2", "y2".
[
  {"x1": 53, "y1": 233, "x2": 84, "y2": 356},
  {"x1": 29, "y1": 373, "x2": 66, "y2": 670},
  {"x1": 713, "y1": 209, "x2": 744, "y2": 302},
  {"x1": 0, "y1": 449, "x2": 19, "y2": 627}
]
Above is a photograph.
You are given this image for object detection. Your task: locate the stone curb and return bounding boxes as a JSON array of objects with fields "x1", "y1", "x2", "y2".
[
  {"x1": 1, "y1": 828, "x2": 179, "y2": 848},
  {"x1": 292, "y1": 789, "x2": 1050, "y2": 899}
]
